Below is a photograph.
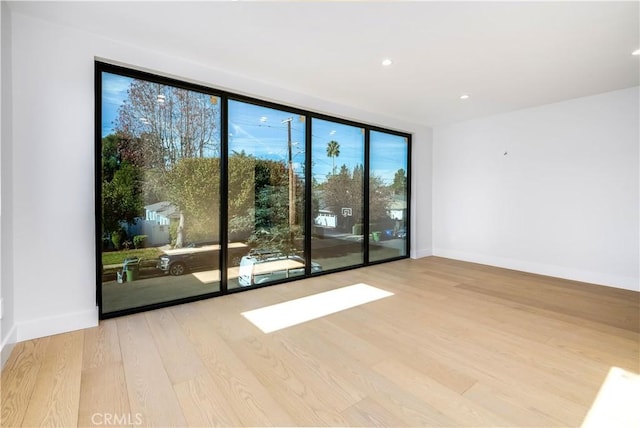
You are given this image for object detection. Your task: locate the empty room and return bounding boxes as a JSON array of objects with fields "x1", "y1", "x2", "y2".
[{"x1": 1, "y1": 1, "x2": 638, "y2": 427}]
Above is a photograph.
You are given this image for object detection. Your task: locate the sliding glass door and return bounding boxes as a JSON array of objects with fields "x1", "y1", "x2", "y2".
[
  {"x1": 310, "y1": 118, "x2": 365, "y2": 271},
  {"x1": 226, "y1": 100, "x2": 308, "y2": 289},
  {"x1": 99, "y1": 69, "x2": 221, "y2": 314},
  {"x1": 369, "y1": 131, "x2": 409, "y2": 262},
  {"x1": 96, "y1": 62, "x2": 410, "y2": 318}
]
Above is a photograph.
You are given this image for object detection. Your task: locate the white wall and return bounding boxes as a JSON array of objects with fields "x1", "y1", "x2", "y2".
[
  {"x1": 411, "y1": 127, "x2": 433, "y2": 258},
  {"x1": 6, "y1": 11, "x2": 432, "y2": 343},
  {"x1": 0, "y1": 0, "x2": 3, "y2": 361},
  {"x1": 1, "y1": 0, "x2": 17, "y2": 368},
  {"x1": 433, "y1": 87, "x2": 639, "y2": 291}
]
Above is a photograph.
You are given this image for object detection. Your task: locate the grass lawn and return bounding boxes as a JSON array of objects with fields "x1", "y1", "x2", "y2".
[{"x1": 102, "y1": 247, "x2": 164, "y2": 266}]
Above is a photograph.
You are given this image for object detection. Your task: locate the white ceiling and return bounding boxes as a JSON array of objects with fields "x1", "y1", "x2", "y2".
[{"x1": 8, "y1": 1, "x2": 640, "y2": 126}]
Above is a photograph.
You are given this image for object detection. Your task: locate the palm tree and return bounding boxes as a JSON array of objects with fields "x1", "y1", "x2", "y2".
[{"x1": 326, "y1": 140, "x2": 340, "y2": 175}]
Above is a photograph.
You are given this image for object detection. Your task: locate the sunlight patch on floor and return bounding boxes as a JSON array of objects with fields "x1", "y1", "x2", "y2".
[
  {"x1": 581, "y1": 366, "x2": 640, "y2": 428},
  {"x1": 241, "y1": 283, "x2": 394, "y2": 333},
  {"x1": 192, "y1": 270, "x2": 220, "y2": 284}
]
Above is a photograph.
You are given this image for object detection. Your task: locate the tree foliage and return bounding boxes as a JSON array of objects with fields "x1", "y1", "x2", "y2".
[
  {"x1": 104, "y1": 76, "x2": 396, "y2": 254},
  {"x1": 228, "y1": 152, "x2": 304, "y2": 255},
  {"x1": 165, "y1": 157, "x2": 220, "y2": 243},
  {"x1": 326, "y1": 140, "x2": 340, "y2": 175},
  {"x1": 110, "y1": 78, "x2": 221, "y2": 246},
  {"x1": 158, "y1": 154, "x2": 300, "y2": 246},
  {"x1": 322, "y1": 163, "x2": 392, "y2": 231},
  {"x1": 101, "y1": 134, "x2": 144, "y2": 235},
  {"x1": 392, "y1": 168, "x2": 407, "y2": 195},
  {"x1": 115, "y1": 80, "x2": 220, "y2": 169}
]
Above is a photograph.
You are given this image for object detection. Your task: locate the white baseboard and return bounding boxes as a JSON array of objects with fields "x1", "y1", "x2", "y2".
[
  {"x1": 432, "y1": 248, "x2": 639, "y2": 292},
  {"x1": 411, "y1": 248, "x2": 433, "y2": 259},
  {"x1": 1, "y1": 323, "x2": 18, "y2": 370},
  {"x1": 16, "y1": 307, "x2": 99, "y2": 342}
]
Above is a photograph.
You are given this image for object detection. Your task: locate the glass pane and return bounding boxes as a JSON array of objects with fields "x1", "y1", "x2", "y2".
[
  {"x1": 311, "y1": 118, "x2": 365, "y2": 271},
  {"x1": 227, "y1": 100, "x2": 308, "y2": 289},
  {"x1": 369, "y1": 131, "x2": 408, "y2": 262},
  {"x1": 100, "y1": 72, "x2": 221, "y2": 314}
]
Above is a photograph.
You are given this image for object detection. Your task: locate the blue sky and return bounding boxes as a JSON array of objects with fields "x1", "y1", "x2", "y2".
[
  {"x1": 101, "y1": 72, "x2": 131, "y2": 137},
  {"x1": 370, "y1": 130, "x2": 409, "y2": 186},
  {"x1": 311, "y1": 118, "x2": 364, "y2": 182},
  {"x1": 228, "y1": 100, "x2": 306, "y2": 172},
  {"x1": 102, "y1": 72, "x2": 407, "y2": 184}
]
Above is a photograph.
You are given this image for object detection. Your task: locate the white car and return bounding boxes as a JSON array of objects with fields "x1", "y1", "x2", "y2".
[{"x1": 238, "y1": 252, "x2": 322, "y2": 287}]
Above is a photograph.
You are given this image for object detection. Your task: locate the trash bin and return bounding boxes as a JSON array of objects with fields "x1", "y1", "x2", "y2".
[
  {"x1": 122, "y1": 257, "x2": 140, "y2": 282},
  {"x1": 372, "y1": 231, "x2": 380, "y2": 242}
]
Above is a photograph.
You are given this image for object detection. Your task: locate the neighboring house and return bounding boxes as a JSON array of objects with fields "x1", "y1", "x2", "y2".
[
  {"x1": 388, "y1": 195, "x2": 406, "y2": 221},
  {"x1": 144, "y1": 201, "x2": 178, "y2": 226},
  {"x1": 313, "y1": 190, "x2": 338, "y2": 228},
  {"x1": 126, "y1": 201, "x2": 179, "y2": 246}
]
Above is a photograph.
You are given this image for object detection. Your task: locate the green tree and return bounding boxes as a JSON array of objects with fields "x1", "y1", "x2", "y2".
[
  {"x1": 326, "y1": 140, "x2": 340, "y2": 175},
  {"x1": 370, "y1": 175, "x2": 393, "y2": 223},
  {"x1": 165, "y1": 157, "x2": 220, "y2": 244},
  {"x1": 324, "y1": 164, "x2": 360, "y2": 231},
  {"x1": 113, "y1": 79, "x2": 221, "y2": 247},
  {"x1": 101, "y1": 134, "x2": 144, "y2": 237},
  {"x1": 227, "y1": 151, "x2": 257, "y2": 234},
  {"x1": 392, "y1": 168, "x2": 407, "y2": 195},
  {"x1": 227, "y1": 152, "x2": 304, "y2": 255},
  {"x1": 323, "y1": 163, "x2": 392, "y2": 232},
  {"x1": 102, "y1": 134, "x2": 119, "y2": 182}
]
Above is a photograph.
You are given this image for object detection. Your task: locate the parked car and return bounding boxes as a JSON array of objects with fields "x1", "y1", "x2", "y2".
[
  {"x1": 158, "y1": 243, "x2": 219, "y2": 276},
  {"x1": 395, "y1": 227, "x2": 406, "y2": 239},
  {"x1": 238, "y1": 251, "x2": 322, "y2": 287}
]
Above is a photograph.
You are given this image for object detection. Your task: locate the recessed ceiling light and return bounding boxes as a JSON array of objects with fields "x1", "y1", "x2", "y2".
[
  {"x1": 633, "y1": 49, "x2": 640, "y2": 56},
  {"x1": 460, "y1": 94, "x2": 470, "y2": 100},
  {"x1": 260, "y1": 116, "x2": 267, "y2": 122},
  {"x1": 381, "y1": 59, "x2": 393, "y2": 66}
]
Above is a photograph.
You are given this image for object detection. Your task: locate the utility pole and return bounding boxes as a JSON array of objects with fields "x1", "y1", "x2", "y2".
[{"x1": 282, "y1": 118, "x2": 295, "y2": 232}]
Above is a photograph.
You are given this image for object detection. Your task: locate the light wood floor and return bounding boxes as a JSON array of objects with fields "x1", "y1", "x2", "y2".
[{"x1": 2, "y1": 257, "x2": 639, "y2": 427}]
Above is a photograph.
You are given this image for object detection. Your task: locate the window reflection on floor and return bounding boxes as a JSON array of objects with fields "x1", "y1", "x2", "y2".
[{"x1": 581, "y1": 367, "x2": 640, "y2": 428}]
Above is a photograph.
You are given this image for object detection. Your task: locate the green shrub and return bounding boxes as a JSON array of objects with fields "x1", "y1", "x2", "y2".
[
  {"x1": 111, "y1": 229, "x2": 127, "y2": 250},
  {"x1": 133, "y1": 235, "x2": 148, "y2": 249}
]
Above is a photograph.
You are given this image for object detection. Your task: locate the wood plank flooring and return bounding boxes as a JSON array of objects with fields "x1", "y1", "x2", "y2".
[{"x1": 2, "y1": 256, "x2": 639, "y2": 427}]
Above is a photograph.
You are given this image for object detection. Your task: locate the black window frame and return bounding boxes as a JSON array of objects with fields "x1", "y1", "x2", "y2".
[{"x1": 95, "y1": 60, "x2": 411, "y2": 319}]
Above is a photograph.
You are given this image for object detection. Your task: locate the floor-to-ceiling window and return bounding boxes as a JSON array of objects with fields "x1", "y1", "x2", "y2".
[
  {"x1": 96, "y1": 62, "x2": 410, "y2": 318},
  {"x1": 227, "y1": 100, "x2": 311, "y2": 289},
  {"x1": 310, "y1": 118, "x2": 365, "y2": 271},
  {"x1": 98, "y1": 68, "x2": 221, "y2": 314},
  {"x1": 369, "y1": 130, "x2": 409, "y2": 262}
]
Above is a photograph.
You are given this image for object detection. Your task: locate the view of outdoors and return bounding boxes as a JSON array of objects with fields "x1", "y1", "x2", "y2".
[
  {"x1": 227, "y1": 100, "x2": 310, "y2": 289},
  {"x1": 99, "y1": 65, "x2": 409, "y2": 315},
  {"x1": 100, "y1": 71, "x2": 222, "y2": 313},
  {"x1": 311, "y1": 119, "x2": 365, "y2": 270},
  {"x1": 369, "y1": 131, "x2": 408, "y2": 262}
]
